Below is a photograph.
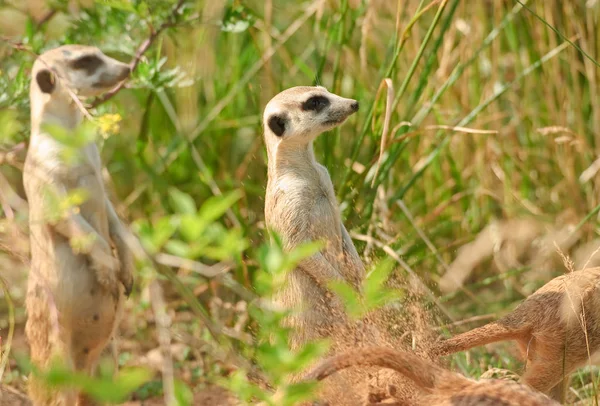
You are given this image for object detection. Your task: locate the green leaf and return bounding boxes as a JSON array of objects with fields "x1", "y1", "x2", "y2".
[
  {"x1": 178, "y1": 214, "x2": 205, "y2": 241},
  {"x1": 134, "y1": 217, "x2": 178, "y2": 254},
  {"x1": 42, "y1": 121, "x2": 99, "y2": 165},
  {"x1": 328, "y1": 281, "x2": 362, "y2": 318},
  {"x1": 95, "y1": 0, "x2": 136, "y2": 12},
  {"x1": 197, "y1": 190, "x2": 242, "y2": 224},
  {"x1": 363, "y1": 259, "x2": 403, "y2": 311},
  {"x1": 0, "y1": 110, "x2": 23, "y2": 146},
  {"x1": 173, "y1": 379, "x2": 193, "y2": 406},
  {"x1": 219, "y1": 371, "x2": 267, "y2": 403},
  {"x1": 202, "y1": 227, "x2": 248, "y2": 261},
  {"x1": 221, "y1": 4, "x2": 256, "y2": 33},
  {"x1": 41, "y1": 359, "x2": 151, "y2": 403},
  {"x1": 284, "y1": 241, "x2": 324, "y2": 269},
  {"x1": 288, "y1": 341, "x2": 329, "y2": 374},
  {"x1": 164, "y1": 239, "x2": 190, "y2": 258},
  {"x1": 281, "y1": 381, "x2": 320, "y2": 406},
  {"x1": 43, "y1": 121, "x2": 98, "y2": 148},
  {"x1": 151, "y1": 217, "x2": 179, "y2": 250},
  {"x1": 264, "y1": 244, "x2": 284, "y2": 274},
  {"x1": 168, "y1": 188, "x2": 197, "y2": 215},
  {"x1": 42, "y1": 123, "x2": 72, "y2": 146},
  {"x1": 41, "y1": 186, "x2": 90, "y2": 225},
  {"x1": 363, "y1": 258, "x2": 395, "y2": 298}
]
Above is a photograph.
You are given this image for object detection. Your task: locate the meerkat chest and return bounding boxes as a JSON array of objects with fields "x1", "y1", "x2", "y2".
[{"x1": 268, "y1": 169, "x2": 343, "y2": 248}]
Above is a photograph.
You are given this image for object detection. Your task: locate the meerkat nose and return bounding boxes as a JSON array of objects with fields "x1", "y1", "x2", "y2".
[
  {"x1": 118, "y1": 65, "x2": 131, "y2": 81},
  {"x1": 350, "y1": 101, "x2": 359, "y2": 112}
]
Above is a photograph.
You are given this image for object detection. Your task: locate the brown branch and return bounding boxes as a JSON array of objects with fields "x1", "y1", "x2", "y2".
[
  {"x1": 36, "y1": 9, "x2": 57, "y2": 28},
  {"x1": 0, "y1": 36, "x2": 37, "y2": 56},
  {"x1": 149, "y1": 281, "x2": 176, "y2": 406},
  {"x1": 90, "y1": 0, "x2": 186, "y2": 108},
  {"x1": 0, "y1": 142, "x2": 27, "y2": 170}
]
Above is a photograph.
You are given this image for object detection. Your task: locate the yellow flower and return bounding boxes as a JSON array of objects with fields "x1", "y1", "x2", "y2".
[{"x1": 97, "y1": 113, "x2": 122, "y2": 139}]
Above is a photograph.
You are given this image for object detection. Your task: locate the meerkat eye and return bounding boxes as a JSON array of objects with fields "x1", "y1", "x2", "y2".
[
  {"x1": 302, "y1": 95, "x2": 330, "y2": 112},
  {"x1": 70, "y1": 55, "x2": 103, "y2": 73}
]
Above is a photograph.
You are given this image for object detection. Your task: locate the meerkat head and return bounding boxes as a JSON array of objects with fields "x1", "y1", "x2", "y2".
[
  {"x1": 30, "y1": 45, "x2": 130, "y2": 130},
  {"x1": 263, "y1": 86, "x2": 359, "y2": 148},
  {"x1": 31, "y1": 45, "x2": 130, "y2": 100}
]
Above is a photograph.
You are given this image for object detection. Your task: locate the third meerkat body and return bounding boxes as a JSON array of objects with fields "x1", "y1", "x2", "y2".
[
  {"x1": 263, "y1": 86, "x2": 363, "y2": 346},
  {"x1": 435, "y1": 267, "x2": 600, "y2": 401}
]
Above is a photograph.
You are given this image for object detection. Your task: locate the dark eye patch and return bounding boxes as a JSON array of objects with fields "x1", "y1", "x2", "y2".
[
  {"x1": 302, "y1": 95, "x2": 330, "y2": 112},
  {"x1": 268, "y1": 114, "x2": 287, "y2": 137},
  {"x1": 70, "y1": 55, "x2": 103, "y2": 75}
]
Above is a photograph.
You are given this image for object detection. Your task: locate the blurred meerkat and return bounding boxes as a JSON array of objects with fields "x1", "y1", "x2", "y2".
[
  {"x1": 434, "y1": 267, "x2": 600, "y2": 402},
  {"x1": 263, "y1": 86, "x2": 363, "y2": 346},
  {"x1": 306, "y1": 347, "x2": 559, "y2": 406},
  {"x1": 24, "y1": 45, "x2": 134, "y2": 405}
]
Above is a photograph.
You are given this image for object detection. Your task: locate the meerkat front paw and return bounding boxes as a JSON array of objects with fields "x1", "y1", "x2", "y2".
[
  {"x1": 91, "y1": 259, "x2": 121, "y2": 293},
  {"x1": 89, "y1": 244, "x2": 121, "y2": 293},
  {"x1": 117, "y1": 251, "x2": 134, "y2": 297}
]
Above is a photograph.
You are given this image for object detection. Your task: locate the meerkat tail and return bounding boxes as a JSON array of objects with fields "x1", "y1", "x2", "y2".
[
  {"x1": 305, "y1": 347, "x2": 454, "y2": 391},
  {"x1": 435, "y1": 321, "x2": 528, "y2": 355}
]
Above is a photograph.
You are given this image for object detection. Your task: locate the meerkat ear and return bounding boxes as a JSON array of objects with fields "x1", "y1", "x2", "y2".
[
  {"x1": 36, "y1": 69, "x2": 56, "y2": 94},
  {"x1": 268, "y1": 114, "x2": 287, "y2": 137}
]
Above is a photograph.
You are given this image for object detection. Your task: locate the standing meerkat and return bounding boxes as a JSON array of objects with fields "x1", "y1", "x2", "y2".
[
  {"x1": 434, "y1": 267, "x2": 600, "y2": 402},
  {"x1": 306, "y1": 347, "x2": 559, "y2": 406},
  {"x1": 24, "y1": 45, "x2": 134, "y2": 405},
  {"x1": 263, "y1": 86, "x2": 363, "y2": 346}
]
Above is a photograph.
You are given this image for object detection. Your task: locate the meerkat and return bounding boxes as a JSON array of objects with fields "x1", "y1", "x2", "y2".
[
  {"x1": 23, "y1": 45, "x2": 134, "y2": 405},
  {"x1": 263, "y1": 86, "x2": 363, "y2": 346},
  {"x1": 306, "y1": 347, "x2": 559, "y2": 406},
  {"x1": 434, "y1": 267, "x2": 600, "y2": 402}
]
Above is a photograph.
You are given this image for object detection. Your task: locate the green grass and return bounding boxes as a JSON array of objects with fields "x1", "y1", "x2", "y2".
[{"x1": 1, "y1": 0, "x2": 600, "y2": 404}]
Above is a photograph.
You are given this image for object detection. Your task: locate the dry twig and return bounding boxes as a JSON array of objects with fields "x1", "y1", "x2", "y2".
[
  {"x1": 90, "y1": 0, "x2": 187, "y2": 107},
  {"x1": 150, "y1": 281, "x2": 176, "y2": 406}
]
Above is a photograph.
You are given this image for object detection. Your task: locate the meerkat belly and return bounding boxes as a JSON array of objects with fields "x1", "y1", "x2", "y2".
[
  {"x1": 27, "y1": 232, "x2": 119, "y2": 365},
  {"x1": 68, "y1": 172, "x2": 118, "y2": 345}
]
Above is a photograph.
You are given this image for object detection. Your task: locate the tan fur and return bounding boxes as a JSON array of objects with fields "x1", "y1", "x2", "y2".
[
  {"x1": 263, "y1": 86, "x2": 363, "y2": 346},
  {"x1": 434, "y1": 267, "x2": 600, "y2": 402},
  {"x1": 23, "y1": 45, "x2": 133, "y2": 406},
  {"x1": 306, "y1": 347, "x2": 559, "y2": 406},
  {"x1": 0, "y1": 385, "x2": 32, "y2": 406}
]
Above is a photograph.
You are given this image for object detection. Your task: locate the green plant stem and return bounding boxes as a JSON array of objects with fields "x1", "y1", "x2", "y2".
[{"x1": 0, "y1": 276, "x2": 15, "y2": 382}]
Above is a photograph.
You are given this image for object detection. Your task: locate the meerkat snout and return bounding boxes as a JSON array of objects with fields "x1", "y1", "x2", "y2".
[{"x1": 92, "y1": 61, "x2": 130, "y2": 90}]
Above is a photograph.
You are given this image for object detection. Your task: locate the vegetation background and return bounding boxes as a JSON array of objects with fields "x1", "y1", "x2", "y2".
[{"x1": 1, "y1": 0, "x2": 600, "y2": 404}]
